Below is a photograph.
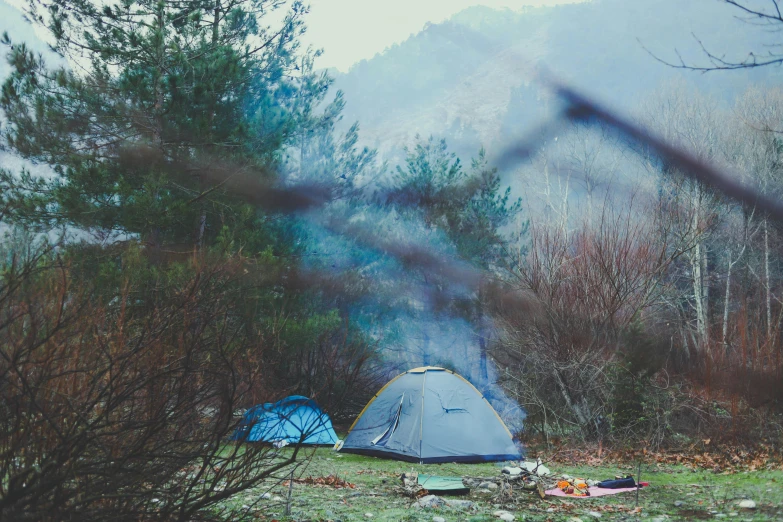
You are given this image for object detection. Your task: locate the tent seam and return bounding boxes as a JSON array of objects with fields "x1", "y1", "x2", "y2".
[
  {"x1": 419, "y1": 369, "x2": 427, "y2": 464},
  {"x1": 450, "y1": 373, "x2": 516, "y2": 439}
]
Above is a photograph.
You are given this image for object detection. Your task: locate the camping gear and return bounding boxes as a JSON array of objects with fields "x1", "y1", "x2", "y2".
[
  {"x1": 339, "y1": 366, "x2": 522, "y2": 463},
  {"x1": 546, "y1": 485, "x2": 642, "y2": 498},
  {"x1": 548, "y1": 475, "x2": 648, "y2": 497},
  {"x1": 597, "y1": 477, "x2": 637, "y2": 489},
  {"x1": 557, "y1": 478, "x2": 590, "y2": 496},
  {"x1": 231, "y1": 395, "x2": 338, "y2": 445},
  {"x1": 417, "y1": 475, "x2": 470, "y2": 495}
]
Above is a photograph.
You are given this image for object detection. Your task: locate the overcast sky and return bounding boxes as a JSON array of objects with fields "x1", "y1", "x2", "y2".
[{"x1": 301, "y1": 1, "x2": 585, "y2": 71}]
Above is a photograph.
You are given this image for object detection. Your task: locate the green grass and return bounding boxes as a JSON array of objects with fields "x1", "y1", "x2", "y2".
[{"x1": 221, "y1": 448, "x2": 783, "y2": 521}]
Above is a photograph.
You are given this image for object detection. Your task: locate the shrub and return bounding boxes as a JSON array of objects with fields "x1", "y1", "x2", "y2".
[{"x1": 0, "y1": 245, "x2": 305, "y2": 521}]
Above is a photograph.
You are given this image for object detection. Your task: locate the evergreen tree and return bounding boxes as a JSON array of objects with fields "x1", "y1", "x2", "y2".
[
  {"x1": 0, "y1": 0, "x2": 314, "y2": 252},
  {"x1": 386, "y1": 135, "x2": 523, "y2": 379},
  {"x1": 388, "y1": 135, "x2": 521, "y2": 268}
]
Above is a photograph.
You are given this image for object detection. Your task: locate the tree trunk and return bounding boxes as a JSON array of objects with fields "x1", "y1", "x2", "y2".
[
  {"x1": 691, "y1": 187, "x2": 709, "y2": 352},
  {"x1": 422, "y1": 328, "x2": 431, "y2": 367},
  {"x1": 722, "y1": 250, "x2": 732, "y2": 347},
  {"x1": 475, "y1": 283, "x2": 489, "y2": 383},
  {"x1": 478, "y1": 322, "x2": 489, "y2": 383},
  {"x1": 195, "y1": 0, "x2": 222, "y2": 250},
  {"x1": 148, "y1": 5, "x2": 166, "y2": 255},
  {"x1": 765, "y1": 217, "x2": 772, "y2": 343},
  {"x1": 552, "y1": 368, "x2": 592, "y2": 435},
  {"x1": 692, "y1": 238, "x2": 708, "y2": 350},
  {"x1": 722, "y1": 242, "x2": 746, "y2": 348}
]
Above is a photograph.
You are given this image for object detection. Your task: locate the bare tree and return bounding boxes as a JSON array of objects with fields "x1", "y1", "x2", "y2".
[
  {"x1": 494, "y1": 193, "x2": 686, "y2": 441},
  {"x1": 557, "y1": 122, "x2": 622, "y2": 224},
  {"x1": 642, "y1": 82, "x2": 728, "y2": 354},
  {"x1": 730, "y1": 87, "x2": 783, "y2": 345},
  {"x1": 649, "y1": 1, "x2": 783, "y2": 71}
]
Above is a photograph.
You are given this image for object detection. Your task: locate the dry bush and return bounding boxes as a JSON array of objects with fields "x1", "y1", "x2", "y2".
[
  {"x1": 0, "y1": 244, "x2": 310, "y2": 521},
  {"x1": 493, "y1": 200, "x2": 684, "y2": 444},
  {"x1": 269, "y1": 324, "x2": 386, "y2": 422}
]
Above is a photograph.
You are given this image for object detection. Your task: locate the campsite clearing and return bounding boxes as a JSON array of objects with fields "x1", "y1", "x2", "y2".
[{"x1": 219, "y1": 449, "x2": 783, "y2": 521}]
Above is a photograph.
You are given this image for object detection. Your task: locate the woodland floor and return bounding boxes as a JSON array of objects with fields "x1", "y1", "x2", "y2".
[{"x1": 220, "y1": 447, "x2": 783, "y2": 522}]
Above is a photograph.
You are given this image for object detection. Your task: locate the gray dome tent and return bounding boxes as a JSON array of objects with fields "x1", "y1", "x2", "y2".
[{"x1": 340, "y1": 367, "x2": 521, "y2": 463}]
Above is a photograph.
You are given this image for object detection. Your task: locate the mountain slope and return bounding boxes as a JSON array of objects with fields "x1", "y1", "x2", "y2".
[{"x1": 331, "y1": 0, "x2": 783, "y2": 162}]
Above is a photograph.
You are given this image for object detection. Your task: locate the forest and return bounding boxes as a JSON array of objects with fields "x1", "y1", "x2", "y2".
[{"x1": 1, "y1": 0, "x2": 782, "y2": 520}]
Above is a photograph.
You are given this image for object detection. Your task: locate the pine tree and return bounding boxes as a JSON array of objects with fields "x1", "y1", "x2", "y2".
[
  {"x1": 0, "y1": 0, "x2": 315, "y2": 252},
  {"x1": 389, "y1": 135, "x2": 521, "y2": 268},
  {"x1": 387, "y1": 135, "x2": 523, "y2": 380}
]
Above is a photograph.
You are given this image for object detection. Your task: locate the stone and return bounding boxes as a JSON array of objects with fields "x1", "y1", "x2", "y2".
[
  {"x1": 488, "y1": 482, "x2": 499, "y2": 490},
  {"x1": 674, "y1": 501, "x2": 685, "y2": 507},
  {"x1": 587, "y1": 511, "x2": 602, "y2": 519},
  {"x1": 271, "y1": 496, "x2": 283, "y2": 502},
  {"x1": 502, "y1": 466, "x2": 523, "y2": 476},
  {"x1": 738, "y1": 499, "x2": 756, "y2": 509},
  {"x1": 499, "y1": 514, "x2": 515, "y2": 522},
  {"x1": 479, "y1": 481, "x2": 495, "y2": 489},
  {"x1": 433, "y1": 517, "x2": 446, "y2": 522},
  {"x1": 729, "y1": 513, "x2": 738, "y2": 517},
  {"x1": 521, "y1": 460, "x2": 551, "y2": 476},
  {"x1": 445, "y1": 499, "x2": 475, "y2": 510},
  {"x1": 241, "y1": 505, "x2": 250, "y2": 510},
  {"x1": 260, "y1": 493, "x2": 271, "y2": 499},
  {"x1": 416, "y1": 495, "x2": 446, "y2": 509},
  {"x1": 716, "y1": 514, "x2": 727, "y2": 518},
  {"x1": 567, "y1": 518, "x2": 583, "y2": 522},
  {"x1": 477, "y1": 489, "x2": 492, "y2": 494},
  {"x1": 364, "y1": 513, "x2": 373, "y2": 518}
]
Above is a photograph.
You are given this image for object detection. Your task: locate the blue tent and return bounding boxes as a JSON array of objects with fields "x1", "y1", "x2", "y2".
[{"x1": 231, "y1": 396, "x2": 339, "y2": 445}]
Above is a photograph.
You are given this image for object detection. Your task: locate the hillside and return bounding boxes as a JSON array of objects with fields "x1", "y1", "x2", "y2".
[{"x1": 331, "y1": 0, "x2": 783, "y2": 162}]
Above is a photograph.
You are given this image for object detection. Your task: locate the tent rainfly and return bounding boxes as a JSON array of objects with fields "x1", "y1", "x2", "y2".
[
  {"x1": 339, "y1": 367, "x2": 522, "y2": 463},
  {"x1": 231, "y1": 396, "x2": 338, "y2": 445}
]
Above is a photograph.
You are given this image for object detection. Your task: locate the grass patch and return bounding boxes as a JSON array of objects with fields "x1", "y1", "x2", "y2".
[{"x1": 220, "y1": 448, "x2": 783, "y2": 521}]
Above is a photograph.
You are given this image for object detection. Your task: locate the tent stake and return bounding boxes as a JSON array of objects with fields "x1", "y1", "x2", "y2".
[
  {"x1": 635, "y1": 460, "x2": 641, "y2": 506},
  {"x1": 285, "y1": 466, "x2": 295, "y2": 516}
]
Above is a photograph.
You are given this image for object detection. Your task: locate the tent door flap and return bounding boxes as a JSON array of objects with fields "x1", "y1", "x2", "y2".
[{"x1": 371, "y1": 393, "x2": 404, "y2": 447}]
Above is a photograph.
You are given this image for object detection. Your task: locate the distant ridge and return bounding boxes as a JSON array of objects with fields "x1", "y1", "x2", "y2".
[{"x1": 330, "y1": 0, "x2": 783, "y2": 163}]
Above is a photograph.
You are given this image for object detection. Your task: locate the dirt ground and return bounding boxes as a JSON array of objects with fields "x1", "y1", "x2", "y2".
[{"x1": 219, "y1": 448, "x2": 783, "y2": 521}]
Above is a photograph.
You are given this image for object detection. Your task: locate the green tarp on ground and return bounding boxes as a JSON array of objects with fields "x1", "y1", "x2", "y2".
[{"x1": 417, "y1": 475, "x2": 470, "y2": 495}]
